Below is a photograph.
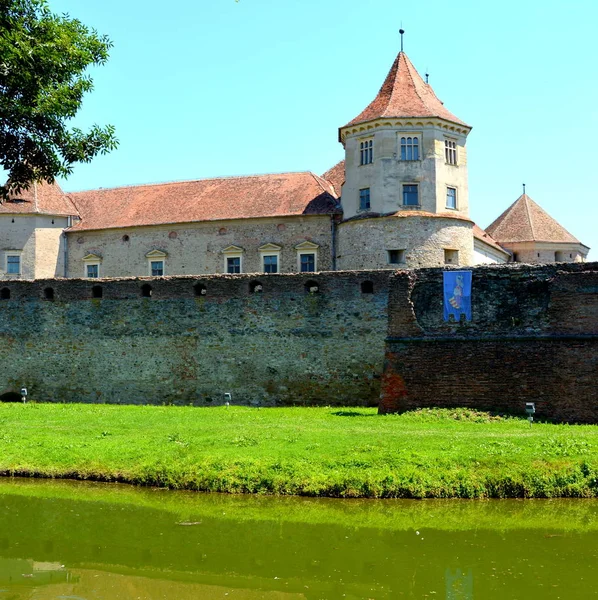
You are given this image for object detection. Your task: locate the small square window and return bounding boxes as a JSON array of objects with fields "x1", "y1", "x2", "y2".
[
  {"x1": 402, "y1": 185, "x2": 419, "y2": 206},
  {"x1": 263, "y1": 255, "x2": 278, "y2": 273},
  {"x1": 359, "y1": 188, "x2": 370, "y2": 211},
  {"x1": 360, "y1": 139, "x2": 373, "y2": 165},
  {"x1": 6, "y1": 255, "x2": 20, "y2": 274},
  {"x1": 445, "y1": 139, "x2": 457, "y2": 165},
  {"x1": 300, "y1": 253, "x2": 315, "y2": 272},
  {"x1": 388, "y1": 249, "x2": 406, "y2": 264},
  {"x1": 446, "y1": 187, "x2": 457, "y2": 209},
  {"x1": 151, "y1": 260, "x2": 164, "y2": 276},
  {"x1": 444, "y1": 249, "x2": 459, "y2": 265},
  {"x1": 227, "y1": 256, "x2": 241, "y2": 274},
  {"x1": 86, "y1": 263, "x2": 99, "y2": 278}
]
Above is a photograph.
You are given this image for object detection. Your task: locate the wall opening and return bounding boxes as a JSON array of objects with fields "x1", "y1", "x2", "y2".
[
  {"x1": 387, "y1": 249, "x2": 406, "y2": 265},
  {"x1": 0, "y1": 288, "x2": 10, "y2": 300},
  {"x1": 141, "y1": 283, "x2": 152, "y2": 298},
  {"x1": 305, "y1": 280, "x2": 319, "y2": 294},
  {"x1": 250, "y1": 281, "x2": 263, "y2": 294},
  {"x1": 194, "y1": 282, "x2": 207, "y2": 297},
  {"x1": 361, "y1": 281, "x2": 374, "y2": 294},
  {"x1": 444, "y1": 249, "x2": 459, "y2": 265},
  {"x1": 0, "y1": 392, "x2": 21, "y2": 403},
  {"x1": 44, "y1": 287, "x2": 55, "y2": 301},
  {"x1": 91, "y1": 285, "x2": 103, "y2": 299},
  {"x1": 555, "y1": 251, "x2": 566, "y2": 262}
]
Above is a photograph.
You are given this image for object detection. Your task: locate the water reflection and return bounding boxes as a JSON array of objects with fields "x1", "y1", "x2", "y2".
[{"x1": 0, "y1": 479, "x2": 595, "y2": 599}]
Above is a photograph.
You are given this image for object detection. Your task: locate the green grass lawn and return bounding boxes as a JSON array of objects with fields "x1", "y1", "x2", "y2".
[{"x1": 0, "y1": 404, "x2": 597, "y2": 498}]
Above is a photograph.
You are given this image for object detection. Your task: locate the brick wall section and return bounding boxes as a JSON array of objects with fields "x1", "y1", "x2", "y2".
[
  {"x1": 380, "y1": 262, "x2": 598, "y2": 423},
  {"x1": 0, "y1": 271, "x2": 391, "y2": 406}
]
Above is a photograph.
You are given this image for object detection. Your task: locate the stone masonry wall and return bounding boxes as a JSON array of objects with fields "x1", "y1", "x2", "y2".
[
  {"x1": 0, "y1": 271, "x2": 390, "y2": 406},
  {"x1": 380, "y1": 262, "x2": 598, "y2": 423}
]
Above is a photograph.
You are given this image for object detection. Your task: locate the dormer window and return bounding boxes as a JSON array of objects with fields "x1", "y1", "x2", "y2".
[
  {"x1": 360, "y1": 139, "x2": 373, "y2": 165},
  {"x1": 400, "y1": 136, "x2": 419, "y2": 161},
  {"x1": 445, "y1": 139, "x2": 457, "y2": 165}
]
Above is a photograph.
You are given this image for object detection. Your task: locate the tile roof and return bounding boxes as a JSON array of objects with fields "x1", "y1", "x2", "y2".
[
  {"x1": 0, "y1": 181, "x2": 78, "y2": 216},
  {"x1": 472, "y1": 224, "x2": 509, "y2": 254},
  {"x1": 321, "y1": 160, "x2": 345, "y2": 197},
  {"x1": 67, "y1": 172, "x2": 340, "y2": 232},
  {"x1": 486, "y1": 194, "x2": 582, "y2": 245},
  {"x1": 342, "y1": 52, "x2": 468, "y2": 129}
]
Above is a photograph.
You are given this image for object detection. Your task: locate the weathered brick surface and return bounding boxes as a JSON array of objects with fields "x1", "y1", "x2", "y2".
[
  {"x1": 0, "y1": 271, "x2": 391, "y2": 406},
  {"x1": 380, "y1": 262, "x2": 598, "y2": 423}
]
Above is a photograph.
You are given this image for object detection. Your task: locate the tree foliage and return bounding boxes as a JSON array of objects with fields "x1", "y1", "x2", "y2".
[{"x1": 0, "y1": 0, "x2": 118, "y2": 199}]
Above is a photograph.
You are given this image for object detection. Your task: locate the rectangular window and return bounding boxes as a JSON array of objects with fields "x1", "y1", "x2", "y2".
[
  {"x1": 151, "y1": 260, "x2": 164, "y2": 276},
  {"x1": 263, "y1": 255, "x2": 278, "y2": 274},
  {"x1": 359, "y1": 188, "x2": 371, "y2": 211},
  {"x1": 402, "y1": 184, "x2": 419, "y2": 206},
  {"x1": 446, "y1": 187, "x2": 457, "y2": 209},
  {"x1": 86, "y1": 263, "x2": 99, "y2": 278},
  {"x1": 388, "y1": 249, "x2": 406, "y2": 264},
  {"x1": 400, "y1": 136, "x2": 420, "y2": 161},
  {"x1": 6, "y1": 255, "x2": 20, "y2": 274},
  {"x1": 227, "y1": 256, "x2": 241, "y2": 274},
  {"x1": 300, "y1": 253, "x2": 315, "y2": 272},
  {"x1": 360, "y1": 139, "x2": 373, "y2": 165},
  {"x1": 445, "y1": 139, "x2": 457, "y2": 165},
  {"x1": 444, "y1": 249, "x2": 459, "y2": 265}
]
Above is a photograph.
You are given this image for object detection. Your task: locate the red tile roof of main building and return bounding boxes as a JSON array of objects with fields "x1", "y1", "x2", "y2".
[
  {"x1": 67, "y1": 172, "x2": 340, "y2": 232},
  {"x1": 342, "y1": 52, "x2": 468, "y2": 129}
]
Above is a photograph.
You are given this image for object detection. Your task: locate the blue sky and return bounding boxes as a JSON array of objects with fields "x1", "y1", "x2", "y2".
[{"x1": 44, "y1": 0, "x2": 597, "y2": 258}]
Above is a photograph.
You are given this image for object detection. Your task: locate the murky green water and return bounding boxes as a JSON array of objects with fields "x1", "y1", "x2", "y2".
[{"x1": 0, "y1": 480, "x2": 596, "y2": 599}]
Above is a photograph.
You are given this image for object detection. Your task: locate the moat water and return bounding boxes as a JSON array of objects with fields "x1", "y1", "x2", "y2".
[{"x1": 0, "y1": 479, "x2": 596, "y2": 600}]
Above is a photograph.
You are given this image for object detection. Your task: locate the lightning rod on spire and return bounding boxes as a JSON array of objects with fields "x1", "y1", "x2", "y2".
[
  {"x1": 399, "y1": 28, "x2": 405, "y2": 52},
  {"x1": 523, "y1": 183, "x2": 526, "y2": 196}
]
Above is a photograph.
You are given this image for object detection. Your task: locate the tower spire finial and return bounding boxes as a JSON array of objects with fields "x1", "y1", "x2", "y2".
[
  {"x1": 523, "y1": 183, "x2": 526, "y2": 196},
  {"x1": 399, "y1": 28, "x2": 405, "y2": 52}
]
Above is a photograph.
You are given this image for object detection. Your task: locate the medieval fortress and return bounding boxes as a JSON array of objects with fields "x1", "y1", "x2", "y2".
[{"x1": 0, "y1": 46, "x2": 595, "y2": 421}]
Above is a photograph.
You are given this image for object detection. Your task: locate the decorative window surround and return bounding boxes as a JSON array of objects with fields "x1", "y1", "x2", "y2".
[
  {"x1": 295, "y1": 241, "x2": 319, "y2": 273},
  {"x1": 445, "y1": 138, "x2": 457, "y2": 165},
  {"x1": 400, "y1": 135, "x2": 420, "y2": 161},
  {"x1": 146, "y1": 249, "x2": 167, "y2": 276},
  {"x1": 258, "y1": 243, "x2": 282, "y2": 274},
  {"x1": 222, "y1": 245, "x2": 244, "y2": 274},
  {"x1": 82, "y1": 253, "x2": 102, "y2": 278},
  {"x1": 359, "y1": 139, "x2": 373, "y2": 165}
]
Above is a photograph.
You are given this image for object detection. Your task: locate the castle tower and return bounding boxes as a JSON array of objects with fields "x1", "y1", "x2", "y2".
[{"x1": 336, "y1": 42, "x2": 475, "y2": 269}]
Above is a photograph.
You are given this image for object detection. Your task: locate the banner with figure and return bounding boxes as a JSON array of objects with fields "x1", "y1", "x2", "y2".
[{"x1": 443, "y1": 271, "x2": 472, "y2": 322}]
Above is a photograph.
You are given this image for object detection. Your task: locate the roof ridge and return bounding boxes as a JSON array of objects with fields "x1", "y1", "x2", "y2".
[
  {"x1": 309, "y1": 172, "x2": 337, "y2": 198},
  {"x1": 523, "y1": 194, "x2": 535, "y2": 239}
]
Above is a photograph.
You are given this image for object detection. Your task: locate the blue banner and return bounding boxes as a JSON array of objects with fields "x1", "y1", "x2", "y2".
[{"x1": 443, "y1": 271, "x2": 472, "y2": 322}]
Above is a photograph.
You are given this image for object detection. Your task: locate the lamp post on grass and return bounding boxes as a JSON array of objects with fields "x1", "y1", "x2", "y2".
[
  {"x1": 20, "y1": 386, "x2": 28, "y2": 404},
  {"x1": 525, "y1": 402, "x2": 535, "y2": 427}
]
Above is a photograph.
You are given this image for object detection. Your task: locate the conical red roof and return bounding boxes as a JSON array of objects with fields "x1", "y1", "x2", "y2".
[
  {"x1": 343, "y1": 52, "x2": 468, "y2": 128},
  {"x1": 486, "y1": 194, "x2": 581, "y2": 244}
]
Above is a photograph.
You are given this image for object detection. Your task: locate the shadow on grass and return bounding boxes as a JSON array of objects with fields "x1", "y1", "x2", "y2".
[{"x1": 330, "y1": 410, "x2": 377, "y2": 418}]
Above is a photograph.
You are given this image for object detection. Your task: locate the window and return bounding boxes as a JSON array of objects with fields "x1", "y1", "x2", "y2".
[
  {"x1": 263, "y1": 255, "x2": 278, "y2": 274},
  {"x1": 444, "y1": 249, "x2": 459, "y2": 265},
  {"x1": 360, "y1": 139, "x2": 373, "y2": 165},
  {"x1": 402, "y1": 184, "x2": 419, "y2": 206},
  {"x1": 359, "y1": 188, "x2": 371, "y2": 211},
  {"x1": 300, "y1": 253, "x2": 315, "y2": 272},
  {"x1": 388, "y1": 249, "x2": 406, "y2": 264},
  {"x1": 151, "y1": 260, "x2": 164, "y2": 276},
  {"x1": 445, "y1": 139, "x2": 457, "y2": 165},
  {"x1": 86, "y1": 263, "x2": 99, "y2": 278},
  {"x1": 227, "y1": 257, "x2": 241, "y2": 273},
  {"x1": 6, "y1": 255, "x2": 20, "y2": 274},
  {"x1": 400, "y1": 136, "x2": 420, "y2": 161},
  {"x1": 446, "y1": 187, "x2": 457, "y2": 209}
]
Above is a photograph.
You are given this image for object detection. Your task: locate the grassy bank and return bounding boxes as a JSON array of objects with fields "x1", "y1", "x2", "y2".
[{"x1": 0, "y1": 404, "x2": 597, "y2": 498}]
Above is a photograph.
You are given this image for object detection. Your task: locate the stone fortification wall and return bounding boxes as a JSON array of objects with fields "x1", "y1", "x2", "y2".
[
  {"x1": 380, "y1": 262, "x2": 598, "y2": 423},
  {"x1": 0, "y1": 271, "x2": 391, "y2": 406}
]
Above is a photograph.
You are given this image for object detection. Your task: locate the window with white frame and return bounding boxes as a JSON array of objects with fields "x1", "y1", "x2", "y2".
[
  {"x1": 446, "y1": 187, "x2": 457, "y2": 209},
  {"x1": 402, "y1": 184, "x2": 419, "y2": 206},
  {"x1": 258, "y1": 243, "x2": 282, "y2": 274},
  {"x1": 146, "y1": 249, "x2": 167, "y2": 276},
  {"x1": 400, "y1": 136, "x2": 420, "y2": 161},
  {"x1": 360, "y1": 139, "x2": 373, "y2": 165},
  {"x1": 82, "y1": 253, "x2": 102, "y2": 278},
  {"x1": 6, "y1": 254, "x2": 21, "y2": 275},
  {"x1": 445, "y1": 139, "x2": 457, "y2": 165},
  {"x1": 295, "y1": 241, "x2": 319, "y2": 273},
  {"x1": 222, "y1": 245, "x2": 244, "y2": 274}
]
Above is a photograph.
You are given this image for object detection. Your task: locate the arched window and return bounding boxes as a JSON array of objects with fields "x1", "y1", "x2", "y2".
[
  {"x1": 194, "y1": 283, "x2": 207, "y2": 297},
  {"x1": 141, "y1": 284, "x2": 152, "y2": 298},
  {"x1": 91, "y1": 285, "x2": 103, "y2": 299},
  {"x1": 0, "y1": 288, "x2": 10, "y2": 300},
  {"x1": 304, "y1": 280, "x2": 319, "y2": 294},
  {"x1": 250, "y1": 281, "x2": 263, "y2": 294},
  {"x1": 400, "y1": 136, "x2": 420, "y2": 161}
]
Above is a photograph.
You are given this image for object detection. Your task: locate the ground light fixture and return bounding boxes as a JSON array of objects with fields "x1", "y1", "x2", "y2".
[
  {"x1": 224, "y1": 392, "x2": 231, "y2": 407},
  {"x1": 20, "y1": 386, "x2": 27, "y2": 403},
  {"x1": 525, "y1": 402, "x2": 536, "y2": 426}
]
